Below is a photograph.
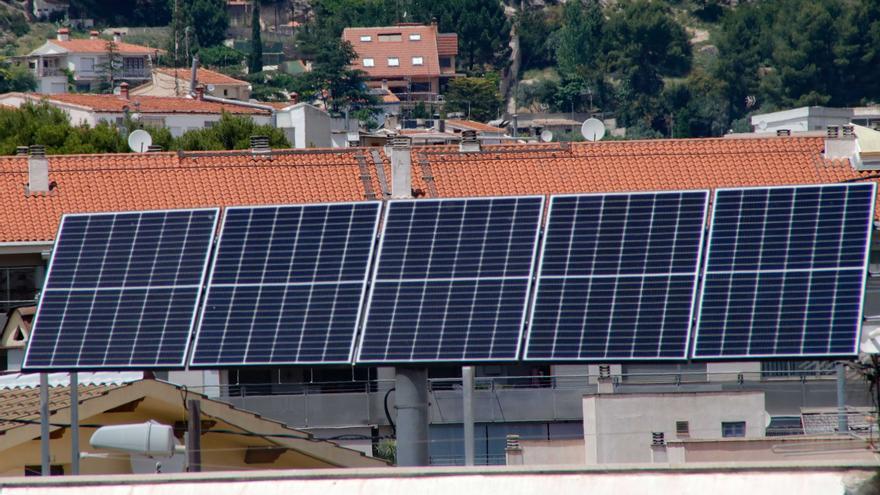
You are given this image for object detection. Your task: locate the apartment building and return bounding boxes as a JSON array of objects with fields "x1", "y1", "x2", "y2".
[
  {"x1": 343, "y1": 23, "x2": 458, "y2": 104},
  {"x1": 26, "y1": 29, "x2": 161, "y2": 94},
  {"x1": 1, "y1": 130, "x2": 879, "y2": 464}
]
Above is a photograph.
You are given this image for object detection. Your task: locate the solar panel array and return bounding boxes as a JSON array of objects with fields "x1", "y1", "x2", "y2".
[
  {"x1": 525, "y1": 191, "x2": 709, "y2": 361},
  {"x1": 357, "y1": 197, "x2": 544, "y2": 363},
  {"x1": 24, "y1": 209, "x2": 218, "y2": 370},
  {"x1": 190, "y1": 202, "x2": 381, "y2": 366},
  {"x1": 693, "y1": 183, "x2": 876, "y2": 358}
]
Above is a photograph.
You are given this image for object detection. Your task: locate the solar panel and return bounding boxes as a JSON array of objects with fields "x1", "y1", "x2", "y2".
[
  {"x1": 189, "y1": 202, "x2": 382, "y2": 366},
  {"x1": 23, "y1": 209, "x2": 218, "y2": 370},
  {"x1": 693, "y1": 183, "x2": 876, "y2": 358},
  {"x1": 524, "y1": 190, "x2": 709, "y2": 361},
  {"x1": 356, "y1": 196, "x2": 544, "y2": 363}
]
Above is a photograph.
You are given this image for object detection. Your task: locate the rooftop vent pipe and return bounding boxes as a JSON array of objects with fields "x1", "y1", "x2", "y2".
[
  {"x1": 27, "y1": 145, "x2": 49, "y2": 194},
  {"x1": 390, "y1": 136, "x2": 412, "y2": 199},
  {"x1": 15, "y1": 146, "x2": 29, "y2": 156},
  {"x1": 776, "y1": 129, "x2": 791, "y2": 136},
  {"x1": 250, "y1": 135, "x2": 271, "y2": 155},
  {"x1": 459, "y1": 130, "x2": 480, "y2": 152}
]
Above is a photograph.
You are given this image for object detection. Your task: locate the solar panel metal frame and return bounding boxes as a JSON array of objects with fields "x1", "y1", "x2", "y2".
[
  {"x1": 189, "y1": 200, "x2": 383, "y2": 367},
  {"x1": 523, "y1": 189, "x2": 711, "y2": 362},
  {"x1": 23, "y1": 207, "x2": 220, "y2": 371},
  {"x1": 355, "y1": 195, "x2": 546, "y2": 364},
  {"x1": 692, "y1": 183, "x2": 876, "y2": 359}
]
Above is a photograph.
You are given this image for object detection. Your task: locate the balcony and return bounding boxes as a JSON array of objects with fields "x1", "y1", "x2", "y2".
[
  {"x1": 35, "y1": 67, "x2": 64, "y2": 78},
  {"x1": 119, "y1": 69, "x2": 150, "y2": 80}
]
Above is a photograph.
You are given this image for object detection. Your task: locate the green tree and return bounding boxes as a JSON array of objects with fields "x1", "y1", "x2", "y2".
[
  {"x1": 189, "y1": 0, "x2": 229, "y2": 48},
  {"x1": 0, "y1": 61, "x2": 37, "y2": 93},
  {"x1": 249, "y1": 1, "x2": 264, "y2": 74},
  {"x1": 444, "y1": 76, "x2": 502, "y2": 121},
  {"x1": 713, "y1": 5, "x2": 765, "y2": 120},
  {"x1": 169, "y1": 112, "x2": 288, "y2": 150},
  {"x1": 517, "y1": 8, "x2": 558, "y2": 71},
  {"x1": 97, "y1": 40, "x2": 123, "y2": 93},
  {"x1": 0, "y1": 103, "x2": 127, "y2": 155},
  {"x1": 198, "y1": 45, "x2": 247, "y2": 72},
  {"x1": 852, "y1": 0, "x2": 880, "y2": 101},
  {"x1": 288, "y1": 39, "x2": 377, "y2": 113},
  {"x1": 554, "y1": 0, "x2": 609, "y2": 113}
]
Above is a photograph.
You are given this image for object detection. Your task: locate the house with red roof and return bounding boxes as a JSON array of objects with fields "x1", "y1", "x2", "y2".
[
  {"x1": 26, "y1": 29, "x2": 161, "y2": 94},
  {"x1": 342, "y1": 23, "x2": 458, "y2": 103},
  {"x1": 131, "y1": 67, "x2": 252, "y2": 101}
]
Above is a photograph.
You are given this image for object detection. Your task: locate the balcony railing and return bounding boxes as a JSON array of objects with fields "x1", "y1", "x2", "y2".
[
  {"x1": 119, "y1": 69, "x2": 150, "y2": 79},
  {"x1": 35, "y1": 68, "x2": 64, "y2": 77}
]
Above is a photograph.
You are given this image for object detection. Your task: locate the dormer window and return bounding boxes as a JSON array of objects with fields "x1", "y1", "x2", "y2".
[
  {"x1": 363, "y1": 58, "x2": 375, "y2": 67},
  {"x1": 409, "y1": 33, "x2": 421, "y2": 41},
  {"x1": 378, "y1": 33, "x2": 402, "y2": 42},
  {"x1": 412, "y1": 56, "x2": 424, "y2": 66},
  {"x1": 388, "y1": 57, "x2": 400, "y2": 67},
  {"x1": 360, "y1": 35, "x2": 372, "y2": 42}
]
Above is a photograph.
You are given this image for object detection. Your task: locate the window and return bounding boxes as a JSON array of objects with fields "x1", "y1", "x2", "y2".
[
  {"x1": 675, "y1": 421, "x2": 690, "y2": 437},
  {"x1": 440, "y1": 56, "x2": 452, "y2": 68},
  {"x1": 80, "y1": 57, "x2": 95, "y2": 72},
  {"x1": 409, "y1": 33, "x2": 421, "y2": 41},
  {"x1": 359, "y1": 35, "x2": 372, "y2": 42},
  {"x1": 0, "y1": 267, "x2": 38, "y2": 313},
  {"x1": 387, "y1": 57, "x2": 399, "y2": 67},
  {"x1": 25, "y1": 465, "x2": 64, "y2": 476},
  {"x1": 378, "y1": 33, "x2": 402, "y2": 42},
  {"x1": 363, "y1": 58, "x2": 375, "y2": 67},
  {"x1": 722, "y1": 421, "x2": 746, "y2": 438},
  {"x1": 412, "y1": 56, "x2": 424, "y2": 66}
]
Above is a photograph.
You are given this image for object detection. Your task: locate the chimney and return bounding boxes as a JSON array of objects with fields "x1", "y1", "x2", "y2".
[
  {"x1": 650, "y1": 432, "x2": 668, "y2": 463},
  {"x1": 113, "y1": 31, "x2": 123, "y2": 43},
  {"x1": 289, "y1": 91, "x2": 299, "y2": 104},
  {"x1": 381, "y1": 79, "x2": 389, "y2": 91},
  {"x1": 147, "y1": 145, "x2": 164, "y2": 152},
  {"x1": 504, "y1": 434, "x2": 523, "y2": 466},
  {"x1": 824, "y1": 123, "x2": 857, "y2": 162},
  {"x1": 195, "y1": 84, "x2": 205, "y2": 100},
  {"x1": 56, "y1": 28, "x2": 70, "y2": 41},
  {"x1": 27, "y1": 145, "x2": 49, "y2": 194},
  {"x1": 119, "y1": 82, "x2": 130, "y2": 100},
  {"x1": 250, "y1": 135, "x2": 271, "y2": 155},
  {"x1": 597, "y1": 364, "x2": 614, "y2": 393},
  {"x1": 389, "y1": 136, "x2": 412, "y2": 199},
  {"x1": 459, "y1": 129, "x2": 480, "y2": 152},
  {"x1": 89, "y1": 30, "x2": 99, "y2": 40},
  {"x1": 776, "y1": 129, "x2": 791, "y2": 136},
  {"x1": 15, "y1": 146, "x2": 29, "y2": 156}
]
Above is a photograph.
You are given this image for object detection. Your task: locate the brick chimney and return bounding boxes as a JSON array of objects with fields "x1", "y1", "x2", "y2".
[
  {"x1": 56, "y1": 28, "x2": 70, "y2": 41},
  {"x1": 459, "y1": 130, "x2": 480, "y2": 152},
  {"x1": 119, "y1": 82, "x2": 130, "y2": 100},
  {"x1": 89, "y1": 30, "x2": 99, "y2": 40},
  {"x1": 113, "y1": 31, "x2": 123, "y2": 43},
  {"x1": 27, "y1": 145, "x2": 49, "y2": 195},
  {"x1": 195, "y1": 84, "x2": 205, "y2": 100}
]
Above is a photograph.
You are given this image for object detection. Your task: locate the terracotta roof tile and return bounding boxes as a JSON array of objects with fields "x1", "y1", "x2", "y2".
[
  {"x1": 343, "y1": 25, "x2": 449, "y2": 78},
  {"x1": 48, "y1": 39, "x2": 160, "y2": 55},
  {"x1": 25, "y1": 93, "x2": 268, "y2": 115},
  {"x1": 446, "y1": 119, "x2": 505, "y2": 133},
  {"x1": 0, "y1": 136, "x2": 876, "y2": 244},
  {"x1": 436, "y1": 33, "x2": 458, "y2": 56},
  {"x1": 154, "y1": 67, "x2": 249, "y2": 86},
  {"x1": 0, "y1": 383, "x2": 120, "y2": 433}
]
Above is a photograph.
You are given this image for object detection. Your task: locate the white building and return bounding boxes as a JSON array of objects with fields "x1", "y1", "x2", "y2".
[
  {"x1": 32, "y1": 0, "x2": 69, "y2": 19},
  {"x1": 27, "y1": 29, "x2": 161, "y2": 94},
  {"x1": 131, "y1": 67, "x2": 252, "y2": 101},
  {"x1": 0, "y1": 88, "x2": 272, "y2": 138},
  {"x1": 749, "y1": 106, "x2": 880, "y2": 134},
  {"x1": 272, "y1": 102, "x2": 333, "y2": 148}
]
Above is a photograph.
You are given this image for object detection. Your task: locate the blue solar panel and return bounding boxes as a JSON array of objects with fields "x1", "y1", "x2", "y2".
[
  {"x1": 357, "y1": 196, "x2": 544, "y2": 363},
  {"x1": 190, "y1": 202, "x2": 382, "y2": 366},
  {"x1": 693, "y1": 183, "x2": 876, "y2": 358},
  {"x1": 23, "y1": 209, "x2": 218, "y2": 370},
  {"x1": 524, "y1": 191, "x2": 709, "y2": 361}
]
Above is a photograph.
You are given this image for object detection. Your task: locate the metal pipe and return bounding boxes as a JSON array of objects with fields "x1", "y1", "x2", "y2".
[
  {"x1": 189, "y1": 55, "x2": 198, "y2": 95},
  {"x1": 836, "y1": 362, "x2": 848, "y2": 434},
  {"x1": 186, "y1": 399, "x2": 202, "y2": 472},
  {"x1": 462, "y1": 366, "x2": 475, "y2": 466},
  {"x1": 70, "y1": 373, "x2": 80, "y2": 475},
  {"x1": 40, "y1": 373, "x2": 50, "y2": 476},
  {"x1": 395, "y1": 368, "x2": 429, "y2": 466}
]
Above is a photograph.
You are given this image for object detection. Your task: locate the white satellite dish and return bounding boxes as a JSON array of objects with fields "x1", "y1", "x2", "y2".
[
  {"x1": 540, "y1": 129, "x2": 553, "y2": 142},
  {"x1": 127, "y1": 129, "x2": 153, "y2": 153},
  {"x1": 581, "y1": 118, "x2": 606, "y2": 141},
  {"x1": 207, "y1": 84, "x2": 216, "y2": 93}
]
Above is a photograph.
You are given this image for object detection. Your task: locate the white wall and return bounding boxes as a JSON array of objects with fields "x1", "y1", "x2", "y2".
[
  {"x1": 276, "y1": 104, "x2": 332, "y2": 148},
  {"x1": 583, "y1": 391, "x2": 766, "y2": 465}
]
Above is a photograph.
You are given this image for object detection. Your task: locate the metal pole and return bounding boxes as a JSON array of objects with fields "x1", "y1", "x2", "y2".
[
  {"x1": 39, "y1": 373, "x2": 50, "y2": 476},
  {"x1": 395, "y1": 368, "x2": 429, "y2": 466},
  {"x1": 70, "y1": 373, "x2": 80, "y2": 475},
  {"x1": 186, "y1": 399, "x2": 202, "y2": 472},
  {"x1": 836, "y1": 362, "x2": 848, "y2": 434},
  {"x1": 462, "y1": 366, "x2": 475, "y2": 466}
]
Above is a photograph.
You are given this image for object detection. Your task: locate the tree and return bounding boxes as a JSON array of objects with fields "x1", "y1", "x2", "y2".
[
  {"x1": 198, "y1": 45, "x2": 247, "y2": 72},
  {"x1": 444, "y1": 76, "x2": 502, "y2": 122},
  {"x1": 713, "y1": 5, "x2": 765, "y2": 121},
  {"x1": 98, "y1": 40, "x2": 123, "y2": 93},
  {"x1": 554, "y1": 0, "x2": 610, "y2": 113},
  {"x1": 189, "y1": 0, "x2": 229, "y2": 48},
  {"x1": 0, "y1": 60, "x2": 37, "y2": 93},
  {"x1": 288, "y1": 39, "x2": 377, "y2": 114},
  {"x1": 249, "y1": 1, "x2": 264, "y2": 74},
  {"x1": 0, "y1": 103, "x2": 127, "y2": 155},
  {"x1": 169, "y1": 113, "x2": 288, "y2": 150}
]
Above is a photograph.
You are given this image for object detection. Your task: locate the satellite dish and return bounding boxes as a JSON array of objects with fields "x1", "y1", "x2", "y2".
[
  {"x1": 581, "y1": 118, "x2": 606, "y2": 141},
  {"x1": 540, "y1": 129, "x2": 553, "y2": 142},
  {"x1": 207, "y1": 84, "x2": 216, "y2": 93},
  {"x1": 127, "y1": 129, "x2": 153, "y2": 153}
]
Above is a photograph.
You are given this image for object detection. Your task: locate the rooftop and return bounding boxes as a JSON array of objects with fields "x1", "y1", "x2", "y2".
[
  {"x1": 2, "y1": 93, "x2": 269, "y2": 115},
  {"x1": 0, "y1": 136, "x2": 875, "y2": 244},
  {"x1": 30, "y1": 39, "x2": 160, "y2": 56},
  {"x1": 342, "y1": 24, "x2": 456, "y2": 79},
  {"x1": 154, "y1": 67, "x2": 249, "y2": 86}
]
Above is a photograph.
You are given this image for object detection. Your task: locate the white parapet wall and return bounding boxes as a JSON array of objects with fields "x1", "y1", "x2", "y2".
[{"x1": 0, "y1": 463, "x2": 877, "y2": 495}]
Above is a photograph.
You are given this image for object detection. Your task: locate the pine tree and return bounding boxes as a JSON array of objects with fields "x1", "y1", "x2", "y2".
[{"x1": 249, "y1": 1, "x2": 263, "y2": 74}]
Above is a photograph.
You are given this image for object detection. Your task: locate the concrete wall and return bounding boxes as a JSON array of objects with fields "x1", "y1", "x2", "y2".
[
  {"x1": 667, "y1": 437, "x2": 878, "y2": 464},
  {"x1": 276, "y1": 104, "x2": 332, "y2": 148},
  {"x1": 583, "y1": 391, "x2": 766, "y2": 465},
  {"x1": 508, "y1": 438, "x2": 586, "y2": 465}
]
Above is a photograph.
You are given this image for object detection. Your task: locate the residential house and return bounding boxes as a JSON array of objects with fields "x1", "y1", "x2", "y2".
[
  {"x1": 131, "y1": 68, "x2": 252, "y2": 101},
  {"x1": 0, "y1": 130, "x2": 879, "y2": 464},
  {"x1": 750, "y1": 106, "x2": 880, "y2": 134},
  {"x1": 445, "y1": 119, "x2": 507, "y2": 144},
  {"x1": 27, "y1": 29, "x2": 161, "y2": 94},
  {"x1": 343, "y1": 23, "x2": 458, "y2": 104},
  {"x1": 271, "y1": 102, "x2": 333, "y2": 148},
  {"x1": 32, "y1": 0, "x2": 69, "y2": 20},
  {"x1": 0, "y1": 87, "x2": 272, "y2": 138},
  {"x1": 0, "y1": 378, "x2": 386, "y2": 475}
]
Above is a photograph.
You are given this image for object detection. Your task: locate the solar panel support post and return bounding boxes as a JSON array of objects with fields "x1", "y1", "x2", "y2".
[
  {"x1": 836, "y1": 362, "x2": 848, "y2": 435},
  {"x1": 462, "y1": 366, "x2": 475, "y2": 466},
  {"x1": 70, "y1": 372, "x2": 80, "y2": 475},
  {"x1": 394, "y1": 367, "x2": 429, "y2": 466},
  {"x1": 39, "y1": 373, "x2": 50, "y2": 477},
  {"x1": 186, "y1": 399, "x2": 202, "y2": 472}
]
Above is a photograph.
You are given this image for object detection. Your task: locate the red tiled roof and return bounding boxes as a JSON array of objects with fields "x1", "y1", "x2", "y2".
[
  {"x1": 0, "y1": 136, "x2": 876, "y2": 244},
  {"x1": 343, "y1": 25, "x2": 449, "y2": 79},
  {"x1": 154, "y1": 67, "x2": 249, "y2": 86},
  {"x1": 446, "y1": 119, "x2": 505, "y2": 133},
  {"x1": 436, "y1": 33, "x2": 458, "y2": 56},
  {"x1": 48, "y1": 39, "x2": 160, "y2": 55},
  {"x1": 23, "y1": 93, "x2": 269, "y2": 115}
]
